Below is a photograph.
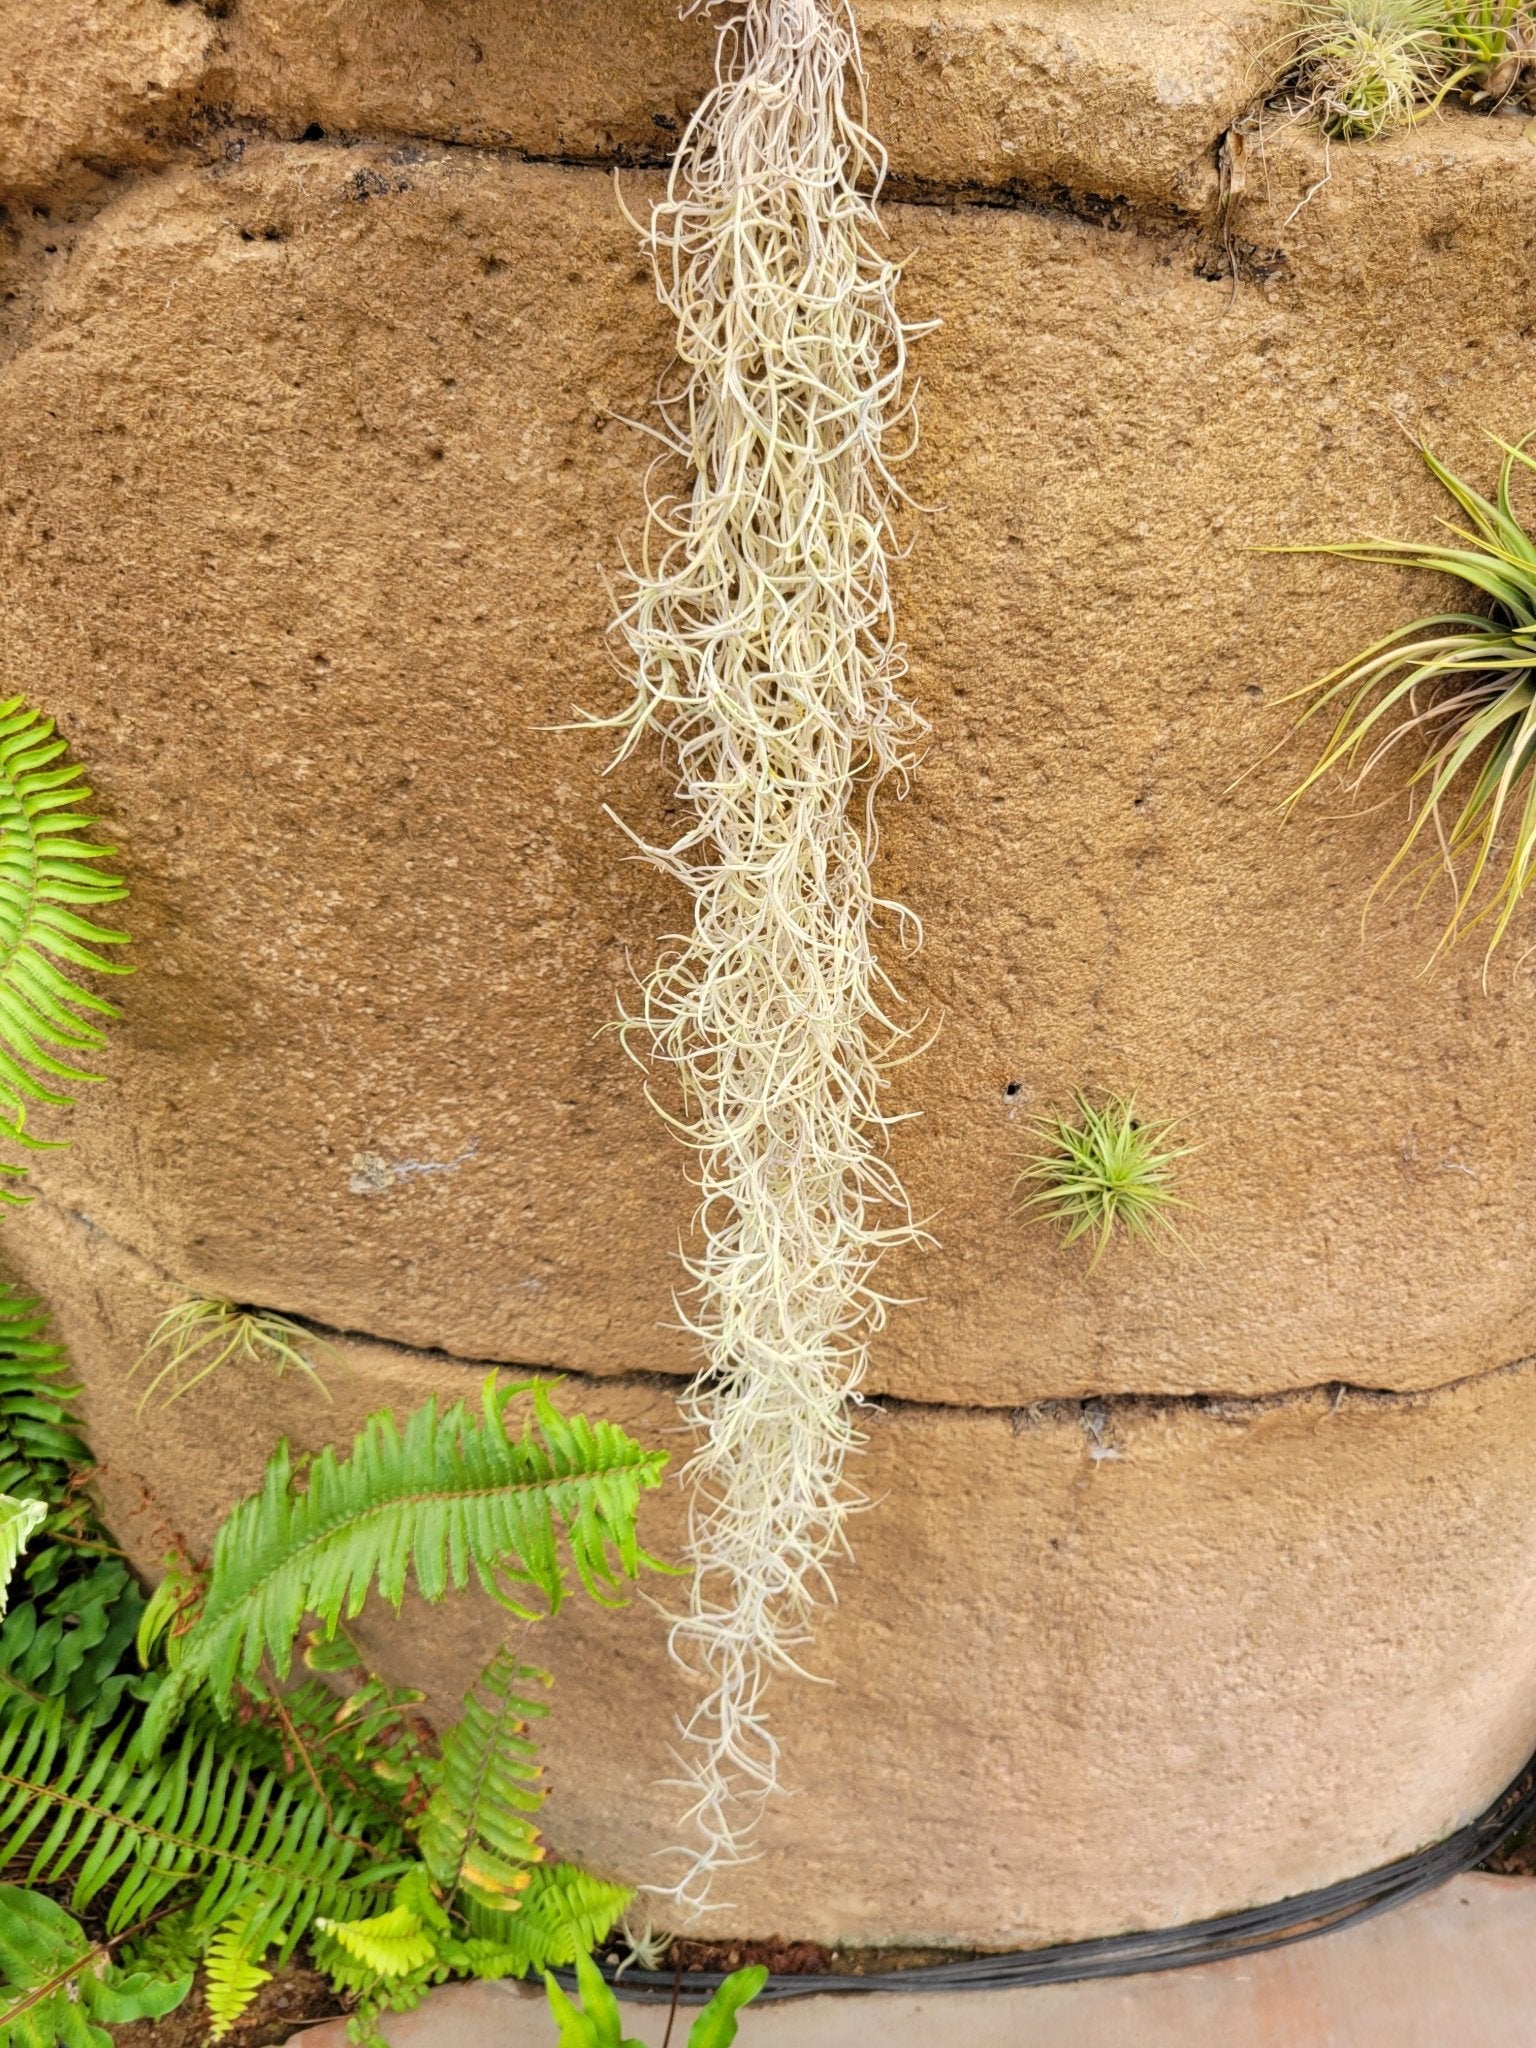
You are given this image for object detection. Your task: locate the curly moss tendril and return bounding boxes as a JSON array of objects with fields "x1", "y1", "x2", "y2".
[{"x1": 595, "y1": 0, "x2": 927, "y2": 1906}]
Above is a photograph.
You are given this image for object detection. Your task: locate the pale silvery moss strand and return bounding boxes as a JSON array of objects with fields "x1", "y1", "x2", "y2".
[{"x1": 598, "y1": 0, "x2": 924, "y2": 1902}]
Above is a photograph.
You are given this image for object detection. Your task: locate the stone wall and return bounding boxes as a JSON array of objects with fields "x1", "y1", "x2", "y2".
[{"x1": 4, "y1": 0, "x2": 1536, "y2": 1945}]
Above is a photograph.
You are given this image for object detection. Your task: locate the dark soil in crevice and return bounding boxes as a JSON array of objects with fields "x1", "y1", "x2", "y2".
[
  {"x1": 1479, "y1": 1824, "x2": 1536, "y2": 1878},
  {"x1": 110, "y1": 1963, "x2": 340, "y2": 2047},
  {"x1": 634, "y1": 1934, "x2": 977, "y2": 1979}
]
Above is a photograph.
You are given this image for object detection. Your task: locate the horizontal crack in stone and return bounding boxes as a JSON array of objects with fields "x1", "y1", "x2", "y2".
[{"x1": 29, "y1": 1197, "x2": 1536, "y2": 1421}]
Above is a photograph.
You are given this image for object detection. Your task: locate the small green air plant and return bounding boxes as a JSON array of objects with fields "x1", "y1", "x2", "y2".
[
  {"x1": 1016, "y1": 1093, "x2": 1194, "y2": 1271},
  {"x1": 1276, "y1": 436, "x2": 1536, "y2": 967},
  {"x1": 1291, "y1": 0, "x2": 1454, "y2": 135},
  {"x1": 1289, "y1": 0, "x2": 1534, "y2": 137},
  {"x1": 0, "y1": 1290, "x2": 671, "y2": 2048},
  {"x1": 544, "y1": 1947, "x2": 766, "y2": 2048},
  {"x1": 0, "y1": 696, "x2": 131, "y2": 1203},
  {"x1": 129, "y1": 1296, "x2": 342, "y2": 1412}
]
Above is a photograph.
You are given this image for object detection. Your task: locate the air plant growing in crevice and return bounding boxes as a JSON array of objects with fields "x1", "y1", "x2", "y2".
[
  {"x1": 1017, "y1": 1093, "x2": 1194, "y2": 1270},
  {"x1": 596, "y1": 0, "x2": 926, "y2": 1902},
  {"x1": 1276, "y1": 435, "x2": 1536, "y2": 966},
  {"x1": 129, "y1": 1297, "x2": 341, "y2": 1412}
]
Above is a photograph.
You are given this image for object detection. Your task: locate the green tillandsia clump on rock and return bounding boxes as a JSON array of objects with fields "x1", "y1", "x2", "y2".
[
  {"x1": 128, "y1": 1295, "x2": 343, "y2": 1412},
  {"x1": 1276, "y1": 435, "x2": 1536, "y2": 967},
  {"x1": 545, "y1": 1947, "x2": 767, "y2": 2048},
  {"x1": 1288, "y1": 0, "x2": 1535, "y2": 138},
  {"x1": 1016, "y1": 1092, "x2": 1195, "y2": 1271}
]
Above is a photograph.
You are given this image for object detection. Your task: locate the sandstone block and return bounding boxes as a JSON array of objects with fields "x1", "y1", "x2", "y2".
[
  {"x1": 211, "y1": 0, "x2": 1277, "y2": 212},
  {"x1": 0, "y1": 0, "x2": 213, "y2": 200},
  {"x1": 3, "y1": 138, "x2": 1536, "y2": 1400}
]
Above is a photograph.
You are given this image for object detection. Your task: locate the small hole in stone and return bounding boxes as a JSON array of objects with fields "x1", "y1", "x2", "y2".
[
  {"x1": 300, "y1": 122, "x2": 326, "y2": 142},
  {"x1": 1004, "y1": 1081, "x2": 1022, "y2": 1099}
]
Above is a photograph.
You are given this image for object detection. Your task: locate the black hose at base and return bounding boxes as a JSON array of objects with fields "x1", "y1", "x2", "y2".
[{"x1": 583, "y1": 1756, "x2": 1536, "y2": 2005}]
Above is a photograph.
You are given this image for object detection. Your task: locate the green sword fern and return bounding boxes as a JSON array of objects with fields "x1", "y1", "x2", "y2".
[{"x1": 0, "y1": 697, "x2": 131, "y2": 1198}]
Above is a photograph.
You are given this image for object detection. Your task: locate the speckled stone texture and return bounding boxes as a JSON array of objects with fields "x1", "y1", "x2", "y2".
[
  {"x1": 208, "y1": 0, "x2": 1276, "y2": 212},
  {"x1": 4, "y1": 0, "x2": 1536, "y2": 1948},
  {"x1": 3, "y1": 130, "x2": 1536, "y2": 1400},
  {"x1": 0, "y1": 0, "x2": 213, "y2": 199}
]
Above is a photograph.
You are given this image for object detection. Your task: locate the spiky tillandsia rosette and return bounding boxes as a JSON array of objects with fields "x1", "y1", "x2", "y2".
[
  {"x1": 1291, "y1": 0, "x2": 1454, "y2": 135},
  {"x1": 596, "y1": 0, "x2": 926, "y2": 1901},
  {"x1": 1277, "y1": 436, "x2": 1536, "y2": 966},
  {"x1": 1016, "y1": 1093, "x2": 1195, "y2": 1272},
  {"x1": 129, "y1": 1296, "x2": 342, "y2": 1413},
  {"x1": 1288, "y1": 0, "x2": 1535, "y2": 136}
]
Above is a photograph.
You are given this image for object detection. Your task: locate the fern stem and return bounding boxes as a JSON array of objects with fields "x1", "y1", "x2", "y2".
[
  {"x1": 263, "y1": 1681, "x2": 382, "y2": 1864},
  {"x1": 0, "y1": 1900, "x2": 182, "y2": 2030}
]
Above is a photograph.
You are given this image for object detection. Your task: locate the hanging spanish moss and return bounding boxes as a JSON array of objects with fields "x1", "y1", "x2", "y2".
[{"x1": 597, "y1": 0, "x2": 925, "y2": 1903}]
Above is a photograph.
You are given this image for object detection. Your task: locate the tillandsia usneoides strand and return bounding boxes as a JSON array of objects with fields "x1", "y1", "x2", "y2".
[{"x1": 591, "y1": 0, "x2": 928, "y2": 1903}]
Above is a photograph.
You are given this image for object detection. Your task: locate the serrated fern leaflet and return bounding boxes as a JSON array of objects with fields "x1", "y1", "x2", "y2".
[{"x1": 0, "y1": 1698, "x2": 387, "y2": 1953}]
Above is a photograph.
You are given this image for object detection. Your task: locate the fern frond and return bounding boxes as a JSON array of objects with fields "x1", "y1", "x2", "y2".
[
  {"x1": 219, "y1": 1645, "x2": 434, "y2": 1844},
  {"x1": 143, "y1": 1379, "x2": 666, "y2": 1749},
  {"x1": 0, "y1": 1287, "x2": 86, "y2": 1503},
  {"x1": 0, "y1": 1499, "x2": 46, "y2": 1617},
  {"x1": 0, "y1": 697, "x2": 130, "y2": 1196},
  {"x1": 315, "y1": 1904, "x2": 439, "y2": 1981},
  {"x1": 418, "y1": 1648, "x2": 547, "y2": 1908},
  {"x1": 0, "y1": 1695, "x2": 392, "y2": 1955},
  {"x1": 204, "y1": 1909, "x2": 273, "y2": 2040},
  {"x1": 464, "y1": 1863, "x2": 632, "y2": 1974}
]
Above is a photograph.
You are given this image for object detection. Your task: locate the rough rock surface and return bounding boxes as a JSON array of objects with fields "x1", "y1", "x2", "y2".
[
  {"x1": 3, "y1": 136, "x2": 1536, "y2": 1400},
  {"x1": 16, "y1": 1201, "x2": 1536, "y2": 1945},
  {"x1": 0, "y1": 0, "x2": 214, "y2": 199},
  {"x1": 6, "y1": 0, "x2": 1536, "y2": 1953},
  {"x1": 211, "y1": 0, "x2": 1278, "y2": 213}
]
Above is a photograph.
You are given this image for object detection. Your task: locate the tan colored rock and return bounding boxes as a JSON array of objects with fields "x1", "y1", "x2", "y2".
[
  {"x1": 211, "y1": 0, "x2": 1278, "y2": 213},
  {"x1": 13, "y1": 1199, "x2": 1536, "y2": 1946},
  {"x1": 1225, "y1": 112, "x2": 1536, "y2": 307},
  {"x1": 0, "y1": 0, "x2": 214, "y2": 200},
  {"x1": 4, "y1": 134, "x2": 1536, "y2": 1401}
]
